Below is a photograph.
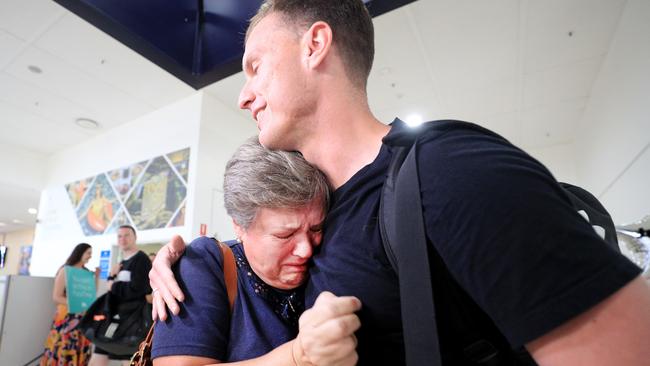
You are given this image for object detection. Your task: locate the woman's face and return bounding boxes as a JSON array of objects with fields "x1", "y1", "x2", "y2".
[
  {"x1": 234, "y1": 198, "x2": 325, "y2": 290},
  {"x1": 81, "y1": 248, "x2": 92, "y2": 265}
]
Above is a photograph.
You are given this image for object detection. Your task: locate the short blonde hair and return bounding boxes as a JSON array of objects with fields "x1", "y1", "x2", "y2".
[{"x1": 246, "y1": 0, "x2": 375, "y2": 89}]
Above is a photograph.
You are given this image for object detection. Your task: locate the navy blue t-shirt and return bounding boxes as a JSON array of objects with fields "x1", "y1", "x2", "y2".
[
  {"x1": 305, "y1": 119, "x2": 640, "y2": 365},
  {"x1": 152, "y1": 237, "x2": 302, "y2": 362}
]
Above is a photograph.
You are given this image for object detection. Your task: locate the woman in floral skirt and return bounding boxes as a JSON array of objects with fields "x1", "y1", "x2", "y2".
[{"x1": 40, "y1": 243, "x2": 98, "y2": 366}]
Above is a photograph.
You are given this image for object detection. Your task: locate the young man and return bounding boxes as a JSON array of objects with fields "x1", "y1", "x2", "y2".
[
  {"x1": 89, "y1": 225, "x2": 152, "y2": 366},
  {"x1": 151, "y1": 1, "x2": 650, "y2": 364}
]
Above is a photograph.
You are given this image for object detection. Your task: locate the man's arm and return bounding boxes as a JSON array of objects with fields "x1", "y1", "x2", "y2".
[{"x1": 527, "y1": 276, "x2": 650, "y2": 365}]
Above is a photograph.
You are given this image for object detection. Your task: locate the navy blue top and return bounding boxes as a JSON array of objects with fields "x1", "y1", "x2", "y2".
[
  {"x1": 305, "y1": 119, "x2": 641, "y2": 365},
  {"x1": 152, "y1": 237, "x2": 303, "y2": 362}
]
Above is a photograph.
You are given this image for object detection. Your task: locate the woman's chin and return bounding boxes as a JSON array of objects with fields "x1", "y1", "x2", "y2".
[{"x1": 273, "y1": 273, "x2": 307, "y2": 290}]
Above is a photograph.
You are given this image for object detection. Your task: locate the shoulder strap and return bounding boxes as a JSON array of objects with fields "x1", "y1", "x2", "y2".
[
  {"x1": 379, "y1": 138, "x2": 441, "y2": 366},
  {"x1": 218, "y1": 241, "x2": 238, "y2": 311}
]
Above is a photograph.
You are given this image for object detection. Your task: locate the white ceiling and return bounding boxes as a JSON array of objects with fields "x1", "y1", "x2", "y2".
[{"x1": 0, "y1": 0, "x2": 630, "y2": 233}]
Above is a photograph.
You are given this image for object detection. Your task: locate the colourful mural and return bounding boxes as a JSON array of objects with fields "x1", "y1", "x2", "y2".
[
  {"x1": 64, "y1": 148, "x2": 190, "y2": 236},
  {"x1": 65, "y1": 177, "x2": 93, "y2": 209}
]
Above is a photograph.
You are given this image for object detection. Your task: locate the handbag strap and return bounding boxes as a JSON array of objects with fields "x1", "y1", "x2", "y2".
[
  {"x1": 218, "y1": 241, "x2": 238, "y2": 311},
  {"x1": 130, "y1": 240, "x2": 238, "y2": 366}
]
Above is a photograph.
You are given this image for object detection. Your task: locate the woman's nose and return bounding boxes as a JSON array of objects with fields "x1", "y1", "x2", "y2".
[{"x1": 293, "y1": 236, "x2": 313, "y2": 259}]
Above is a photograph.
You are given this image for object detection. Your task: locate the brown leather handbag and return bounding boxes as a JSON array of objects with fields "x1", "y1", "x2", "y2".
[{"x1": 129, "y1": 241, "x2": 239, "y2": 366}]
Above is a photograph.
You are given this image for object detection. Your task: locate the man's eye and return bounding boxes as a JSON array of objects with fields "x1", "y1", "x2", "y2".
[{"x1": 274, "y1": 233, "x2": 292, "y2": 240}]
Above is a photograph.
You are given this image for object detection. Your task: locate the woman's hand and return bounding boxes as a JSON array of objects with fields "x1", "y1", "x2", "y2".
[
  {"x1": 294, "y1": 291, "x2": 362, "y2": 366},
  {"x1": 149, "y1": 235, "x2": 187, "y2": 320}
]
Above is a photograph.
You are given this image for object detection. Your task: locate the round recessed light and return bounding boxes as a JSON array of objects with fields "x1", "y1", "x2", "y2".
[
  {"x1": 75, "y1": 118, "x2": 101, "y2": 130},
  {"x1": 405, "y1": 113, "x2": 424, "y2": 127},
  {"x1": 28, "y1": 208, "x2": 38, "y2": 215},
  {"x1": 27, "y1": 65, "x2": 43, "y2": 74},
  {"x1": 12, "y1": 219, "x2": 23, "y2": 224}
]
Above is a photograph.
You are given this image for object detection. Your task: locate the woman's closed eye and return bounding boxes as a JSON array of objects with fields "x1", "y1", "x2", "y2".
[{"x1": 272, "y1": 231, "x2": 295, "y2": 240}]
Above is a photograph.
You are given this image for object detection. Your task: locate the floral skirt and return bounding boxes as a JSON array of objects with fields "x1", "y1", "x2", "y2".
[{"x1": 40, "y1": 304, "x2": 92, "y2": 366}]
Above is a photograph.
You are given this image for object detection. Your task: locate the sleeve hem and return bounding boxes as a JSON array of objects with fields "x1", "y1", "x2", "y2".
[
  {"x1": 503, "y1": 260, "x2": 641, "y2": 347},
  {"x1": 151, "y1": 344, "x2": 225, "y2": 360}
]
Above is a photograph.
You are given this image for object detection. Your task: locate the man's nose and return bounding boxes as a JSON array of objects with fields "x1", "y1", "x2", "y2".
[{"x1": 238, "y1": 82, "x2": 253, "y2": 110}]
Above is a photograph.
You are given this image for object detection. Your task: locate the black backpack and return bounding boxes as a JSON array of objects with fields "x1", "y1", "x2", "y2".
[{"x1": 379, "y1": 120, "x2": 619, "y2": 366}]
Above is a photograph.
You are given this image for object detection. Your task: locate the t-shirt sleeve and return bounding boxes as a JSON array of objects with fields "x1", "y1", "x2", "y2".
[
  {"x1": 417, "y1": 128, "x2": 641, "y2": 347},
  {"x1": 152, "y1": 237, "x2": 231, "y2": 360}
]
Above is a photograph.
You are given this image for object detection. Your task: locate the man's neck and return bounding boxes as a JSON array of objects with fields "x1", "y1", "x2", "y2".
[
  {"x1": 122, "y1": 247, "x2": 138, "y2": 259},
  {"x1": 298, "y1": 98, "x2": 390, "y2": 189}
]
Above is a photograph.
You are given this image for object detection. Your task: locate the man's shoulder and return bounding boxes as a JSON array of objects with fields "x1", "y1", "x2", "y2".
[{"x1": 132, "y1": 250, "x2": 151, "y2": 262}]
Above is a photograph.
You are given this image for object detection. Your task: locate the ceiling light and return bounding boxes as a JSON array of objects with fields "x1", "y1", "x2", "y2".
[
  {"x1": 0, "y1": 222, "x2": 5, "y2": 227},
  {"x1": 75, "y1": 118, "x2": 101, "y2": 130},
  {"x1": 405, "y1": 114, "x2": 424, "y2": 127},
  {"x1": 27, "y1": 65, "x2": 43, "y2": 74},
  {"x1": 12, "y1": 219, "x2": 23, "y2": 224},
  {"x1": 28, "y1": 208, "x2": 38, "y2": 215}
]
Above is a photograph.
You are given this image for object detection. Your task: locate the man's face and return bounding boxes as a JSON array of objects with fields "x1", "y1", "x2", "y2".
[
  {"x1": 238, "y1": 13, "x2": 316, "y2": 150},
  {"x1": 117, "y1": 228, "x2": 136, "y2": 251}
]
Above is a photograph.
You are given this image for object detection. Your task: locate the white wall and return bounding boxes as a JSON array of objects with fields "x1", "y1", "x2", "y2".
[
  {"x1": 192, "y1": 93, "x2": 257, "y2": 241},
  {"x1": 573, "y1": 0, "x2": 650, "y2": 224},
  {"x1": 31, "y1": 93, "x2": 203, "y2": 276}
]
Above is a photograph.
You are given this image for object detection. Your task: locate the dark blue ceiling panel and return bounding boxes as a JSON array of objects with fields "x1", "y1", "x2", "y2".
[{"x1": 53, "y1": 0, "x2": 417, "y2": 89}]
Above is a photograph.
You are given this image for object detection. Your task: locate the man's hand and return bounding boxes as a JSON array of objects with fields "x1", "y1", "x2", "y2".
[
  {"x1": 149, "y1": 235, "x2": 187, "y2": 321},
  {"x1": 293, "y1": 291, "x2": 362, "y2": 366}
]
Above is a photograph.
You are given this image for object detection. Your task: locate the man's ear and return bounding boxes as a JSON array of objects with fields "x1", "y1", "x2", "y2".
[{"x1": 302, "y1": 21, "x2": 333, "y2": 70}]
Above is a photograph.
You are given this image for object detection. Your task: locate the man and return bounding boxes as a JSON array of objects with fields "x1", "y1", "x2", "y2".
[
  {"x1": 151, "y1": 1, "x2": 650, "y2": 365},
  {"x1": 90, "y1": 225, "x2": 152, "y2": 366}
]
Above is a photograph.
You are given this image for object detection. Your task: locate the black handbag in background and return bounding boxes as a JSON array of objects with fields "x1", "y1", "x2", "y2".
[{"x1": 79, "y1": 292, "x2": 153, "y2": 356}]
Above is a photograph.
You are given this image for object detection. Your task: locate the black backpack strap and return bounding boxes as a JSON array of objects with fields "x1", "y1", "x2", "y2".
[
  {"x1": 380, "y1": 119, "x2": 517, "y2": 365},
  {"x1": 379, "y1": 140, "x2": 441, "y2": 366}
]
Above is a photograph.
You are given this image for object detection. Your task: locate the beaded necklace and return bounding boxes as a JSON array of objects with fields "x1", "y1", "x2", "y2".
[{"x1": 233, "y1": 244, "x2": 305, "y2": 328}]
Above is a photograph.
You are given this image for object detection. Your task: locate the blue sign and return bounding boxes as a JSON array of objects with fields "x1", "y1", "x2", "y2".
[{"x1": 99, "y1": 250, "x2": 111, "y2": 280}]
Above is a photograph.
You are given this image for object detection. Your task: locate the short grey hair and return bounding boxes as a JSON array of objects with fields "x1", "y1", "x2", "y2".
[{"x1": 224, "y1": 137, "x2": 330, "y2": 229}]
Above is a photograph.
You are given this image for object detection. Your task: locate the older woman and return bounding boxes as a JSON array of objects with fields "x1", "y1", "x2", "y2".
[{"x1": 151, "y1": 137, "x2": 360, "y2": 366}]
